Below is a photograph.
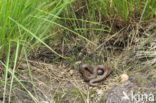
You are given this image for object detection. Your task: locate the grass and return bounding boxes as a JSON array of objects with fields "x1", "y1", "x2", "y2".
[
  {"x1": 0, "y1": 0, "x2": 155, "y2": 102},
  {"x1": 0, "y1": 0, "x2": 74, "y2": 102}
]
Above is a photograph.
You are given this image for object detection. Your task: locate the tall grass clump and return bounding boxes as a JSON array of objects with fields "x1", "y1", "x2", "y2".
[
  {"x1": 69, "y1": 0, "x2": 155, "y2": 23},
  {"x1": 0, "y1": 0, "x2": 73, "y2": 102},
  {"x1": 64, "y1": 0, "x2": 156, "y2": 33},
  {"x1": 0, "y1": 0, "x2": 70, "y2": 60},
  {"x1": 58, "y1": 0, "x2": 156, "y2": 51}
]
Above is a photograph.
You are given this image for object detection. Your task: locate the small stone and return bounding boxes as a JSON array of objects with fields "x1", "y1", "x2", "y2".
[
  {"x1": 69, "y1": 70, "x2": 74, "y2": 76},
  {"x1": 120, "y1": 74, "x2": 129, "y2": 82}
]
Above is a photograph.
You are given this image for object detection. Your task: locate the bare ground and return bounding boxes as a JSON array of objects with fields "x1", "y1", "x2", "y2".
[{"x1": 0, "y1": 19, "x2": 156, "y2": 103}]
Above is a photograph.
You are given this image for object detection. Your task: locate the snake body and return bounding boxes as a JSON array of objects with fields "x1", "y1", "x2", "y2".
[{"x1": 79, "y1": 64, "x2": 111, "y2": 86}]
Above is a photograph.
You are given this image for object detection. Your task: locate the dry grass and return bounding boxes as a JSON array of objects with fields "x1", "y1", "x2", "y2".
[{"x1": 0, "y1": 1, "x2": 155, "y2": 102}]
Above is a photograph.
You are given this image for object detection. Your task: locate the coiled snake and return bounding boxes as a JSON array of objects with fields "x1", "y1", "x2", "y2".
[{"x1": 79, "y1": 64, "x2": 111, "y2": 86}]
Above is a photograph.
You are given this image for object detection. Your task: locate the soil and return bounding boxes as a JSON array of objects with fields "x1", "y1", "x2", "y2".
[{"x1": 0, "y1": 19, "x2": 156, "y2": 103}]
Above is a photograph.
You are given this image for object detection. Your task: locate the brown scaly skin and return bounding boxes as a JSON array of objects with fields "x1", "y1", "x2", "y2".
[
  {"x1": 79, "y1": 64, "x2": 94, "y2": 82},
  {"x1": 87, "y1": 66, "x2": 104, "y2": 80},
  {"x1": 89, "y1": 65, "x2": 111, "y2": 86},
  {"x1": 79, "y1": 64, "x2": 111, "y2": 86},
  {"x1": 79, "y1": 64, "x2": 104, "y2": 82}
]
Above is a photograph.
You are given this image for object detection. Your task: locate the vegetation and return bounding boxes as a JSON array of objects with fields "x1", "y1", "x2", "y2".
[{"x1": 0, "y1": 0, "x2": 155, "y2": 102}]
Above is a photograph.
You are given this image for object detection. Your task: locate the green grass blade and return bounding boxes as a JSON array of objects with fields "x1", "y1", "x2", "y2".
[
  {"x1": 33, "y1": 16, "x2": 97, "y2": 46},
  {"x1": 9, "y1": 17, "x2": 65, "y2": 59},
  {"x1": 3, "y1": 42, "x2": 11, "y2": 103},
  {"x1": 8, "y1": 40, "x2": 19, "y2": 103}
]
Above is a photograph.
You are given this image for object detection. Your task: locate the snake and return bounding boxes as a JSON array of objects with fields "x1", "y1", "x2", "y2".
[{"x1": 79, "y1": 64, "x2": 111, "y2": 86}]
